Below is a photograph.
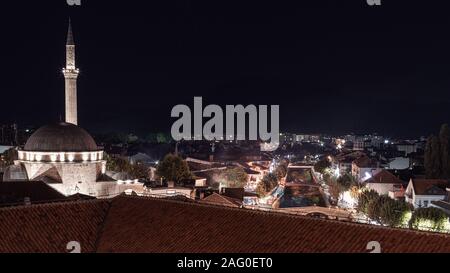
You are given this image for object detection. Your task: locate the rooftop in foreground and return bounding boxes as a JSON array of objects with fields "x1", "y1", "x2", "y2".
[{"x1": 1, "y1": 195, "x2": 450, "y2": 253}]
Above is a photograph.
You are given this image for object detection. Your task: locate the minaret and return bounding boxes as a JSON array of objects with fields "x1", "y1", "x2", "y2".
[{"x1": 63, "y1": 19, "x2": 79, "y2": 125}]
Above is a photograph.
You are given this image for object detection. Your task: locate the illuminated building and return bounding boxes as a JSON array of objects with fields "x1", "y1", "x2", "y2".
[{"x1": 3, "y1": 20, "x2": 143, "y2": 197}]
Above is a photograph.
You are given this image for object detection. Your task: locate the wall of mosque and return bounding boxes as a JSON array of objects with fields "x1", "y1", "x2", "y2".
[{"x1": 20, "y1": 160, "x2": 107, "y2": 196}]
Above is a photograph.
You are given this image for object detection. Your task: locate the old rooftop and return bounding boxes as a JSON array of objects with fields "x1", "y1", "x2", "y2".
[
  {"x1": 411, "y1": 179, "x2": 449, "y2": 196},
  {"x1": 1, "y1": 195, "x2": 450, "y2": 253},
  {"x1": 0, "y1": 181, "x2": 66, "y2": 207},
  {"x1": 365, "y1": 170, "x2": 405, "y2": 185}
]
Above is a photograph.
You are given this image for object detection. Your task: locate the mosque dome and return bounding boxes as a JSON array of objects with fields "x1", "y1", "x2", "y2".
[{"x1": 24, "y1": 122, "x2": 99, "y2": 152}]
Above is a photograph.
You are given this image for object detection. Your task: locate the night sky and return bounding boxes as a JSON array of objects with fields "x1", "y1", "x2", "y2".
[{"x1": 1, "y1": 0, "x2": 450, "y2": 138}]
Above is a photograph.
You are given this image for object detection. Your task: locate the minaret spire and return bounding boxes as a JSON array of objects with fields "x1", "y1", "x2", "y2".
[
  {"x1": 63, "y1": 18, "x2": 79, "y2": 125},
  {"x1": 66, "y1": 18, "x2": 74, "y2": 46}
]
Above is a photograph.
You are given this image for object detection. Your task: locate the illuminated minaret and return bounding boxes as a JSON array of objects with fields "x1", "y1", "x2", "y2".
[{"x1": 62, "y1": 19, "x2": 79, "y2": 125}]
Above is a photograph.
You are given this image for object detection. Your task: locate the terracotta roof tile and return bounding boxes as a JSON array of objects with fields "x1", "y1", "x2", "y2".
[
  {"x1": 412, "y1": 179, "x2": 449, "y2": 195},
  {"x1": 96, "y1": 196, "x2": 450, "y2": 253},
  {"x1": 1, "y1": 196, "x2": 450, "y2": 253},
  {"x1": 199, "y1": 193, "x2": 242, "y2": 208},
  {"x1": 366, "y1": 170, "x2": 404, "y2": 185},
  {"x1": 0, "y1": 200, "x2": 110, "y2": 253},
  {"x1": 0, "y1": 181, "x2": 66, "y2": 207},
  {"x1": 353, "y1": 156, "x2": 378, "y2": 168}
]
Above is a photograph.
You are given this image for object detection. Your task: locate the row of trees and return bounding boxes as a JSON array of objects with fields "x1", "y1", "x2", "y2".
[
  {"x1": 105, "y1": 153, "x2": 150, "y2": 179},
  {"x1": 357, "y1": 190, "x2": 412, "y2": 227},
  {"x1": 312, "y1": 158, "x2": 362, "y2": 205},
  {"x1": 357, "y1": 189, "x2": 449, "y2": 232},
  {"x1": 256, "y1": 160, "x2": 289, "y2": 197},
  {"x1": 325, "y1": 173, "x2": 359, "y2": 204},
  {"x1": 256, "y1": 173, "x2": 278, "y2": 196},
  {"x1": 212, "y1": 167, "x2": 249, "y2": 189},
  {"x1": 313, "y1": 158, "x2": 331, "y2": 175},
  {"x1": 410, "y1": 207, "x2": 450, "y2": 232},
  {"x1": 425, "y1": 124, "x2": 450, "y2": 179}
]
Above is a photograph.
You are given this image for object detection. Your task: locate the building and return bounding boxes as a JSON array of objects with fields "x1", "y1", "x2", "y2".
[
  {"x1": 431, "y1": 188, "x2": 450, "y2": 215},
  {"x1": 396, "y1": 142, "x2": 417, "y2": 156},
  {"x1": 0, "y1": 181, "x2": 66, "y2": 207},
  {"x1": 405, "y1": 179, "x2": 450, "y2": 208},
  {"x1": 143, "y1": 181, "x2": 196, "y2": 199},
  {"x1": 364, "y1": 169, "x2": 405, "y2": 199},
  {"x1": 387, "y1": 157, "x2": 411, "y2": 170},
  {"x1": 333, "y1": 151, "x2": 366, "y2": 175},
  {"x1": 294, "y1": 134, "x2": 320, "y2": 143},
  {"x1": 279, "y1": 133, "x2": 294, "y2": 144},
  {"x1": 1, "y1": 195, "x2": 450, "y2": 253},
  {"x1": 2, "y1": 21, "x2": 143, "y2": 198},
  {"x1": 353, "y1": 136, "x2": 365, "y2": 151},
  {"x1": 351, "y1": 156, "x2": 380, "y2": 182}
]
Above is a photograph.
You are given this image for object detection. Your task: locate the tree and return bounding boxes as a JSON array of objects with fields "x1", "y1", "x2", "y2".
[
  {"x1": 357, "y1": 189, "x2": 379, "y2": 214},
  {"x1": 439, "y1": 124, "x2": 450, "y2": 178},
  {"x1": 105, "y1": 153, "x2": 151, "y2": 180},
  {"x1": 337, "y1": 173, "x2": 357, "y2": 191},
  {"x1": 256, "y1": 173, "x2": 279, "y2": 197},
  {"x1": 157, "y1": 133, "x2": 170, "y2": 144},
  {"x1": 129, "y1": 163, "x2": 150, "y2": 180},
  {"x1": 410, "y1": 207, "x2": 450, "y2": 232},
  {"x1": 425, "y1": 124, "x2": 450, "y2": 179},
  {"x1": 379, "y1": 198, "x2": 412, "y2": 228},
  {"x1": 328, "y1": 178, "x2": 344, "y2": 204},
  {"x1": 1, "y1": 148, "x2": 17, "y2": 166},
  {"x1": 366, "y1": 195, "x2": 391, "y2": 224},
  {"x1": 219, "y1": 167, "x2": 248, "y2": 188},
  {"x1": 314, "y1": 158, "x2": 331, "y2": 175},
  {"x1": 274, "y1": 160, "x2": 289, "y2": 180},
  {"x1": 105, "y1": 153, "x2": 132, "y2": 173},
  {"x1": 357, "y1": 190, "x2": 413, "y2": 228},
  {"x1": 425, "y1": 135, "x2": 441, "y2": 179},
  {"x1": 156, "y1": 154, "x2": 192, "y2": 183}
]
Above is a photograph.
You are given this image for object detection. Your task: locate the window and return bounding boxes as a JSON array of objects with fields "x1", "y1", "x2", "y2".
[{"x1": 424, "y1": 200, "x2": 429, "y2": 207}]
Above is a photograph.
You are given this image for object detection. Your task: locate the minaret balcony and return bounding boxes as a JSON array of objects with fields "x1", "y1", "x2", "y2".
[{"x1": 62, "y1": 68, "x2": 79, "y2": 74}]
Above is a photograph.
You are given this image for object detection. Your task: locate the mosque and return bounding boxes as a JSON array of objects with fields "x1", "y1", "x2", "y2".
[{"x1": 3, "y1": 21, "x2": 144, "y2": 197}]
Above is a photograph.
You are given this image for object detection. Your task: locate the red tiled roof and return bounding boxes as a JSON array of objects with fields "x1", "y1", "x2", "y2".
[
  {"x1": 199, "y1": 193, "x2": 242, "y2": 208},
  {"x1": 0, "y1": 181, "x2": 66, "y2": 207},
  {"x1": 353, "y1": 156, "x2": 378, "y2": 168},
  {"x1": 411, "y1": 179, "x2": 449, "y2": 196},
  {"x1": 96, "y1": 196, "x2": 450, "y2": 253},
  {"x1": 0, "y1": 200, "x2": 110, "y2": 253},
  {"x1": 365, "y1": 170, "x2": 404, "y2": 185},
  {"x1": 431, "y1": 200, "x2": 450, "y2": 212},
  {"x1": 1, "y1": 196, "x2": 450, "y2": 253}
]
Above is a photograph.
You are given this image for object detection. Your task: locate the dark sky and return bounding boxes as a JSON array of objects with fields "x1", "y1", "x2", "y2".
[{"x1": 1, "y1": 0, "x2": 450, "y2": 138}]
